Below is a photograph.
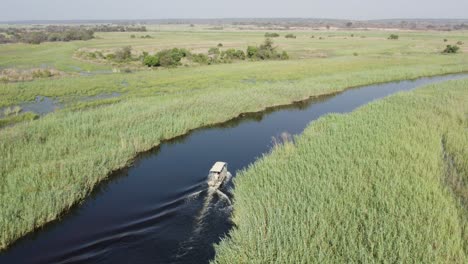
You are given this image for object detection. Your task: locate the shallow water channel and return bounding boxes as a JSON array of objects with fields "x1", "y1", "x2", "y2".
[{"x1": 1, "y1": 73, "x2": 467, "y2": 264}]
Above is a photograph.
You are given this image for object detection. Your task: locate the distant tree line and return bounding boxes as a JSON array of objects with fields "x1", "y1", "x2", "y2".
[
  {"x1": 0, "y1": 27, "x2": 94, "y2": 44},
  {"x1": 0, "y1": 25, "x2": 147, "y2": 45},
  {"x1": 92, "y1": 25, "x2": 147, "y2": 32}
]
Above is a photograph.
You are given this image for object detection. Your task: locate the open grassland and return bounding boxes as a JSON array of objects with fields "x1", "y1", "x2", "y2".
[
  {"x1": 1, "y1": 28, "x2": 468, "y2": 250},
  {"x1": 212, "y1": 79, "x2": 468, "y2": 263},
  {"x1": 0, "y1": 27, "x2": 467, "y2": 108}
]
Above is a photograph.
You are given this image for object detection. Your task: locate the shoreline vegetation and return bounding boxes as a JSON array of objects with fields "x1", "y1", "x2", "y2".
[
  {"x1": 212, "y1": 78, "x2": 468, "y2": 263},
  {"x1": 0, "y1": 67, "x2": 467, "y2": 250}
]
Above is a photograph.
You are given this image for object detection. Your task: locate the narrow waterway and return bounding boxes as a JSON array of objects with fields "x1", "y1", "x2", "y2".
[{"x1": 1, "y1": 73, "x2": 467, "y2": 264}]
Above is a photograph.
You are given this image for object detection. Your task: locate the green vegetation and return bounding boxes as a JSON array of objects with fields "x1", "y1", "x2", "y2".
[
  {"x1": 388, "y1": 34, "x2": 399, "y2": 40},
  {"x1": 247, "y1": 38, "x2": 289, "y2": 60},
  {"x1": 1, "y1": 27, "x2": 468, "y2": 250},
  {"x1": 142, "y1": 39, "x2": 286, "y2": 67},
  {"x1": 143, "y1": 48, "x2": 189, "y2": 67},
  {"x1": 0, "y1": 27, "x2": 94, "y2": 44},
  {"x1": 264, "y1": 32, "x2": 280, "y2": 38},
  {"x1": 0, "y1": 112, "x2": 38, "y2": 128},
  {"x1": 0, "y1": 68, "x2": 63, "y2": 82},
  {"x1": 285, "y1": 33, "x2": 297, "y2": 39},
  {"x1": 444, "y1": 45, "x2": 461, "y2": 54},
  {"x1": 213, "y1": 79, "x2": 468, "y2": 263}
]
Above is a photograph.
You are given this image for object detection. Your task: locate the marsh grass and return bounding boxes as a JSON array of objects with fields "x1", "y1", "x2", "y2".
[
  {"x1": 212, "y1": 79, "x2": 468, "y2": 263},
  {"x1": 0, "y1": 112, "x2": 38, "y2": 128},
  {"x1": 1, "y1": 63, "x2": 468, "y2": 250},
  {"x1": 1, "y1": 28, "x2": 468, "y2": 251}
]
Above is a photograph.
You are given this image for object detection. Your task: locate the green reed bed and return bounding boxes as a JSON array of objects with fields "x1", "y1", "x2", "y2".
[
  {"x1": 0, "y1": 64, "x2": 467, "y2": 250},
  {"x1": 212, "y1": 79, "x2": 468, "y2": 263}
]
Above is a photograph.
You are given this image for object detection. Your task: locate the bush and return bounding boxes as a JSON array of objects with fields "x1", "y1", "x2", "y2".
[
  {"x1": 221, "y1": 49, "x2": 246, "y2": 60},
  {"x1": 142, "y1": 48, "x2": 190, "y2": 67},
  {"x1": 457, "y1": 41, "x2": 464, "y2": 45},
  {"x1": 143, "y1": 55, "x2": 160, "y2": 67},
  {"x1": 106, "y1": 54, "x2": 116, "y2": 60},
  {"x1": 285, "y1": 33, "x2": 296, "y2": 39},
  {"x1": 114, "y1": 46, "x2": 133, "y2": 62},
  {"x1": 280, "y1": 51, "x2": 289, "y2": 60},
  {"x1": 208, "y1": 47, "x2": 220, "y2": 55},
  {"x1": 32, "y1": 69, "x2": 52, "y2": 78},
  {"x1": 388, "y1": 34, "x2": 399, "y2": 40},
  {"x1": 444, "y1": 39, "x2": 448, "y2": 42},
  {"x1": 23, "y1": 32, "x2": 47, "y2": 44},
  {"x1": 217, "y1": 43, "x2": 223, "y2": 47},
  {"x1": 247, "y1": 46, "x2": 258, "y2": 58},
  {"x1": 265, "y1": 32, "x2": 280, "y2": 38},
  {"x1": 191, "y1": 53, "x2": 210, "y2": 64},
  {"x1": 247, "y1": 38, "x2": 288, "y2": 60},
  {"x1": 130, "y1": 34, "x2": 136, "y2": 39},
  {"x1": 443, "y1": 45, "x2": 460, "y2": 54}
]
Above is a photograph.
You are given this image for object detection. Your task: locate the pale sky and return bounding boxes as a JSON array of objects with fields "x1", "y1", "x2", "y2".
[{"x1": 2, "y1": 0, "x2": 468, "y2": 21}]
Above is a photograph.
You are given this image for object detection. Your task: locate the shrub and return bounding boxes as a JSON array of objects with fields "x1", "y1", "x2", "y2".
[
  {"x1": 444, "y1": 39, "x2": 448, "y2": 42},
  {"x1": 221, "y1": 49, "x2": 246, "y2": 60},
  {"x1": 23, "y1": 32, "x2": 47, "y2": 44},
  {"x1": 247, "y1": 46, "x2": 258, "y2": 58},
  {"x1": 32, "y1": 69, "x2": 52, "y2": 78},
  {"x1": 106, "y1": 54, "x2": 116, "y2": 60},
  {"x1": 388, "y1": 34, "x2": 399, "y2": 40},
  {"x1": 143, "y1": 55, "x2": 159, "y2": 67},
  {"x1": 285, "y1": 33, "x2": 296, "y2": 39},
  {"x1": 95, "y1": 51, "x2": 104, "y2": 59},
  {"x1": 130, "y1": 34, "x2": 136, "y2": 39},
  {"x1": 191, "y1": 53, "x2": 210, "y2": 64},
  {"x1": 247, "y1": 38, "x2": 288, "y2": 60},
  {"x1": 265, "y1": 32, "x2": 280, "y2": 38},
  {"x1": 208, "y1": 47, "x2": 220, "y2": 55},
  {"x1": 443, "y1": 45, "x2": 460, "y2": 54},
  {"x1": 280, "y1": 51, "x2": 289, "y2": 60},
  {"x1": 114, "y1": 46, "x2": 132, "y2": 62},
  {"x1": 457, "y1": 41, "x2": 464, "y2": 45},
  {"x1": 217, "y1": 43, "x2": 223, "y2": 47},
  {"x1": 156, "y1": 48, "x2": 188, "y2": 67}
]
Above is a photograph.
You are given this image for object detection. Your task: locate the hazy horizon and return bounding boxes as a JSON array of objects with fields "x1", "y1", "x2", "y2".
[{"x1": 3, "y1": 0, "x2": 468, "y2": 22}]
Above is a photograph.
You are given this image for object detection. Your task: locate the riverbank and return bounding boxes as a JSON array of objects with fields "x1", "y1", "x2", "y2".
[
  {"x1": 0, "y1": 63, "x2": 467, "y2": 251},
  {"x1": 212, "y1": 79, "x2": 468, "y2": 263}
]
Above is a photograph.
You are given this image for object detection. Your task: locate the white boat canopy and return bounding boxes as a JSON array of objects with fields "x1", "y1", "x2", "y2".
[{"x1": 210, "y1": 162, "x2": 227, "y2": 173}]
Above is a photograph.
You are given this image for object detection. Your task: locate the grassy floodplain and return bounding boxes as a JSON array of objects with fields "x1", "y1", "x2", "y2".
[
  {"x1": 1, "y1": 26, "x2": 468, "y2": 249},
  {"x1": 212, "y1": 79, "x2": 468, "y2": 263}
]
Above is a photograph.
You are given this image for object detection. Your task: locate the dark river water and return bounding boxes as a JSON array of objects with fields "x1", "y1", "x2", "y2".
[{"x1": 1, "y1": 73, "x2": 467, "y2": 264}]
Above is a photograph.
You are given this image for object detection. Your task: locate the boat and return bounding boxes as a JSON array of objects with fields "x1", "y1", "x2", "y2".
[{"x1": 207, "y1": 161, "x2": 231, "y2": 189}]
